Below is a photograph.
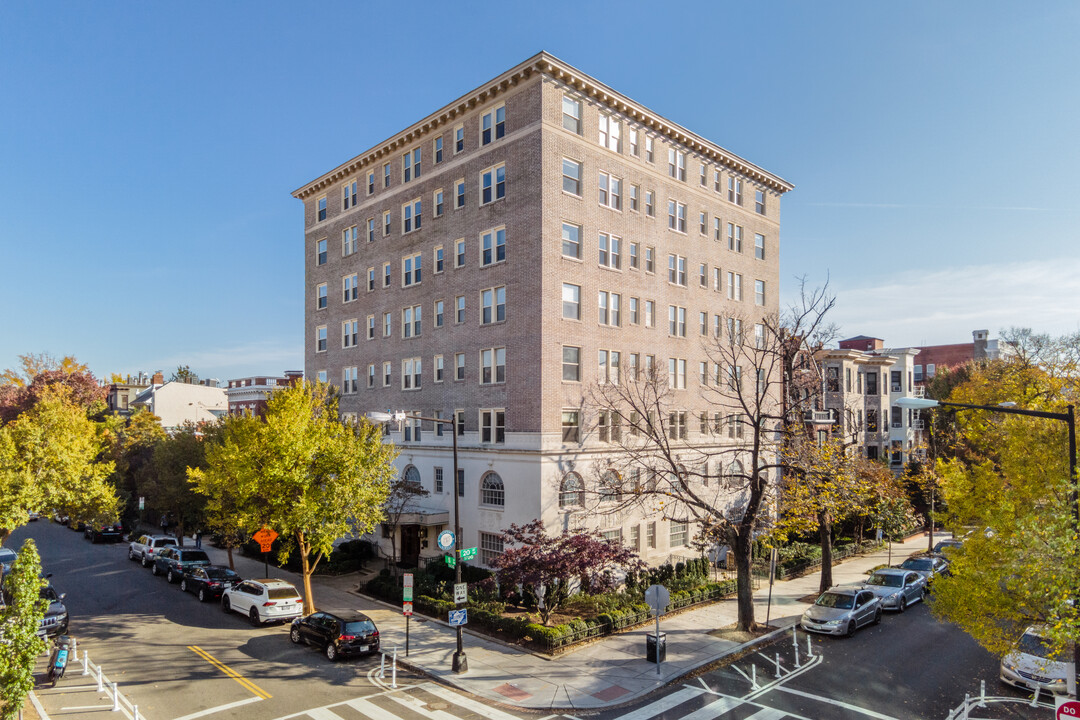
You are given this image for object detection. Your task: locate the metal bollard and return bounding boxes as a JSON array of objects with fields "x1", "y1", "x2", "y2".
[
  {"x1": 391, "y1": 647, "x2": 398, "y2": 689},
  {"x1": 111, "y1": 682, "x2": 119, "y2": 711},
  {"x1": 774, "y1": 653, "x2": 781, "y2": 678},
  {"x1": 71, "y1": 637, "x2": 77, "y2": 658},
  {"x1": 962, "y1": 693, "x2": 970, "y2": 720},
  {"x1": 978, "y1": 680, "x2": 986, "y2": 708},
  {"x1": 806, "y1": 634, "x2": 813, "y2": 658},
  {"x1": 97, "y1": 664, "x2": 104, "y2": 691},
  {"x1": 82, "y1": 651, "x2": 90, "y2": 676},
  {"x1": 133, "y1": 706, "x2": 139, "y2": 720},
  {"x1": 791, "y1": 625, "x2": 797, "y2": 645},
  {"x1": 1029, "y1": 686, "x2": 1040, "y2": 707},
  {"x1": 793, "y1": 641, "x2": 800, "y2": 668},
  {"x1": 751, "y1": 663, "x2": 758, "y2": 689},
  {"x1": 378, "y1": 651, "x2": 385, "y2": 679}
]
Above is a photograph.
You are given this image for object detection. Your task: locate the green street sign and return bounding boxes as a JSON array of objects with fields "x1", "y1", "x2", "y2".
[
  {"x1": 445, "y1": 555, "x2": 456, "y2": 568},
  {"x1": 403, "y1": 586, "x2": 413, "y2": 601},
  {"x1": 459, "y1": 547, "x2": 477, "y2": 561}
]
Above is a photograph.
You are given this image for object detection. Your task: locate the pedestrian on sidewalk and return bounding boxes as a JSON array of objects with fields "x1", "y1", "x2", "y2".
[{"x1": 194, "y1": 529, "x2": 203, "y2": 549}]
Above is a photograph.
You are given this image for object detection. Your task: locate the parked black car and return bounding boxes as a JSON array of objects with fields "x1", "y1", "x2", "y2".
[
  {"x1": 290, "y1": 610, "x2": 380, "y2": 661},
  {"x1": 152, "y1": 547, "x2": 211, "y2": 583},
  {"x1": 179, "y1": 565, "x2": 241, "y2": 602},
  {"x1": 1, "y1": 575, "x2": 68, "y2": 638},
  {"x1": 84, "y1": 522, "x2": 124, "y2": 543}
]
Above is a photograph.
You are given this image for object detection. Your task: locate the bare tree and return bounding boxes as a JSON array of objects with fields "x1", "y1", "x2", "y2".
[
  {"x1": 382, "y1": 473, "x2": 429, "y2": 576},
  {"x1": 586, "y1": 279, "x2": 836, "y2": 631}
]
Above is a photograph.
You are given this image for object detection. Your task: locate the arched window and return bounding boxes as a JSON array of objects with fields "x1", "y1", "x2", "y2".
[
  {"x1": 559, "y1": 472, "x2": 584, "y2": 508},
  {"x1": 725, "y1": 460, "x2": 744, "y2": 489},
  {"x1": 480, "y1": 472, "x2": 504, "y2": 507},
  {"x1": 403, "y1": 465, "x2": 421, "y2": 488}
]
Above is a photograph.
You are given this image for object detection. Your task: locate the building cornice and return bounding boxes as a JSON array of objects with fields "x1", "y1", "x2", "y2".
[{"x1": 292, "y1": 51, "x2": 793, "y2": 201}]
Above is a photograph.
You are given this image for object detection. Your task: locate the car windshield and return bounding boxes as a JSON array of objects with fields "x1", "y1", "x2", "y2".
[
  {"x1": 343, "y1": 620, "x2": 376, "y2": 634},
  {"x1": 901, "y1": 559, "x2": 933, "y2": 571},
  {"x1": 0, "y1": 549, "x2": 15, "y2": 563},
  {"x1": 268, "y1": 587, "x2": 299, "y2": 600},
  {"x1": 182, "y1": 551, "x2": 210, "y2": 562},
  {"x1": 40, "y1": 587, "x2": 59, "y2": 602},
  {"x1": 1017, "y1": 633, "x2": 1061, "y2": 659},
  {"x1": 866, "y1": 573, "x2": 903, "y2": 588},
  {"x1": 815, "y1": 592, "x2": 854, "y2": 609},
  {"x1": 205, "y1": 568, "x2": 237, "y2": 580},
  {"x1": 158, "y1": 539, "x2": 176, "y2": 547}
]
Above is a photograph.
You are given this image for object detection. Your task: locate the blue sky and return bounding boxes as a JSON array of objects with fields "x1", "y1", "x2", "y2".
[{"x1": 2, "y1": 1, "x2": 1077, "y2": 382}]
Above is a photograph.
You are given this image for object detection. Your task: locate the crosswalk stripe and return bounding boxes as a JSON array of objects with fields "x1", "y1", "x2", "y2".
[
  {"x1": 385, "y1": 692, "x2": 463, "y2": 720},
  {"x1": 678, "y1": 695, "x2": 741, "y2": 719},
  {"x1": 614, "y1": 687, "x2": 704, "y2": 720},
  {"x1": 744, "y1": 708, "x2": 789, "y2": 720},
  {"x1": 420, "y1": 683, "x2": 525, "y2": 720},
  {"x1": 307, "y1": 708, "x2": 351, "y2": 720},
  {"x1": 343, "y1": 697, "x2": 412, "y2": 720}
]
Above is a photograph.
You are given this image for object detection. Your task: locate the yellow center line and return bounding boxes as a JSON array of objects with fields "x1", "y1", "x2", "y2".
[{"x1": 187, "y1": 646, "x2": 272, "y2": 699}]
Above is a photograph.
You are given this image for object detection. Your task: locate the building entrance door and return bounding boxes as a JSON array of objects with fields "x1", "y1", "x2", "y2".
[{"x1": 400, "y1": 524, "x2": 421, "y2": 568}]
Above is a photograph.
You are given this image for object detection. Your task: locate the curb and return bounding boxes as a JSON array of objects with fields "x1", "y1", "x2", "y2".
[{"x1": 28, "y1": 691, "x2": 50, "y2": 720}]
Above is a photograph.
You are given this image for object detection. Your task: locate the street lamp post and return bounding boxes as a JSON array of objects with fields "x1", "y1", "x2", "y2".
[
  {"x1": 897, "y1": 397, "x2": 1077, "y2": 696},
  {"x1": 368, "y1": 410, "x2": 467, "y2": 674}
]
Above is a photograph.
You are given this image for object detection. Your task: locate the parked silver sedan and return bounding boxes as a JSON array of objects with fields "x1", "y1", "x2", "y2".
[
  {"x1": 800, "y1": 587, "x2": 882, "y2": 637},
  {"x1": 897, "y1": 554, "x2": 949, "y2": 581},
  {"x1": 862, "y1": 568, "x2": 926, "y2": 611}
]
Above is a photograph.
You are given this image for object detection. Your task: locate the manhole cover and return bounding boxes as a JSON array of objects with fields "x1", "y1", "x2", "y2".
[{"x1": 426, "y1": 702, "x2": 450, "y2": 711}]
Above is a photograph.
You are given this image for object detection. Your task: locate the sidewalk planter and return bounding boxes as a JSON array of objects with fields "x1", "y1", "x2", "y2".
[{"x1": 646, "y1": 632, "x2": 667, "y2": 663}]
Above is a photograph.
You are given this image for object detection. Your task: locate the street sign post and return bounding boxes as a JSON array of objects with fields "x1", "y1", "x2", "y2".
[
  {"x1": 444, "y1": 555, "x2": 456, "y2": 568},
  {"x1": 402, "y1": 602, "x2": 413, "y2": 616},
  {"x1": 644, "y1": 584, "x2": 670, "y2": 677},
  {"x1": 449, "y1": 609, "x2": 468, "y2": 627},
  {"x1": 403, "y1": 573, "x2": 414, "y2": 655},
  {"x1": 453, "y1": 582, "x2": 467, "y2": 604},
  {"x1": 252, "y1": 527, "x2": 278, "y2": 576},
  {"x1": 459, "y1": 547, "x2": 477, "y2": 561}
]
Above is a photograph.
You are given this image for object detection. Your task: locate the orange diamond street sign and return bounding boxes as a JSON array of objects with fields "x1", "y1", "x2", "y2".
[{"x1": 253, "y1": 527, "x2": 278, "y2": 553}]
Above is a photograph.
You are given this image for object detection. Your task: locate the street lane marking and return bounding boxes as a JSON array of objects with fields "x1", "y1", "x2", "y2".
[
  {"x1": 773, "y1": 685, "x2": 899, "y2": 720},
  {"x1": 187, "y1": 646, "x2": 271, "y2": 699},
  {"x1": 345, "y1": 698, "x2": 408, "y2": 720},
  {"x1": 678, "y1": 695, "x2": 740, "y2": 719},
  {"x1": 744, "y1": 708, "x2": 790, "y2": 720},
  {"x1": 420, "y1": 683, "x2": 527, "y2": 720},
  {"x1": 173, "y1": 696, "x2": 263, "y2": 720},
  {"x1": 614, "y1": 687, "x2": 704, "y2": 720},
  {"x1": 745, "y1": 653, "x2": 822, "y2": 702}
]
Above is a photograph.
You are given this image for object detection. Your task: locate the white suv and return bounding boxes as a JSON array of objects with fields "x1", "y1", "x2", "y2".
[
  {"x1": 128, "y1": 535, "x2": 177, "y2": 567},
  {"x1": 222, "y1": 579, "x2": 303, "y2": 626}
]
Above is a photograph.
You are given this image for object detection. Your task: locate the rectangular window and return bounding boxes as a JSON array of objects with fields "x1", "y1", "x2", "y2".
[
  {"x1": 402, "y1": 148, "x2": 421, "y2": 183},
  {"x1": 598, "y1": 232, "x2": 621, "y2": 269},
  {"x1": 712, "y1": 267, "x2": 721, "y2": 292},
  {"x1": 755, "y1": 189, "x2": 766, "y2": 214},
  {"x1": 713, "y1": 217, "x2": 722, "y2": 242},
  {"x1": 699, "y1": 264, "x2": 708, "y2": 288},
  {"x1": 668, "y1": 306, "x2": 686, "y2": 337},
  {"x1": 434, "y1": 354, "x2": 444, "y2": 383},
  {"x1": 562, "y1": 410, "x2": 580, "y2": 442},
  {"x1": 670, "y1": 521, "x2": 688, "y2": 548},
  {"x1": 668, "y1": 411, "x2": 687, "y2": 439},
  {"x1": 562, "y1": 158, "x2": 582, "y2": 195},
  {"x1": 629, "y1": 184, "x2": 639, "y2": 212},
  {"x1": 644, "y1": 300, "x2": 654, "y2": 328},
  {"x1": 434, "y1": 136, "x2": 443, "y2": 164},
  {"x1": 342, "y1": 226, "x2": 357, "y2": 256},
  {"x1": 480, "y1": 286, "x2": 506, "y2": 324},
  {"x1": 402, "y1": 253, "x2": 422, "y2": 287},
  {"x1": 367, "y1": 364, "x2": 375, "y2": 388},
  {"x1": 728, "y1": 176, "x2": 742, "y2": 205},
  {"x1": 479, "y1": 532, "x2": 504, "y2": 566},
  {"x1": 598, "y1": 172, "x2": 622, "y2": 210},
  {"x1": 367, "y1": 267, "x2": 375, "y2": 291},
  {"x1": 645, "y1": 246, "x2": 654, "y2": 273},
  {"x1": 667, "y1": 201, "x2": 686, "y2": 232},
  {"x1": 383, "y1": 211, "x2": 391, "y2": 237},
  {"x1": 645, "y1": 190, "x2": 655, "y2": 217},
  {"x1": 647, "y1": 522, "x2": 656, "y2": 548},
  {"x1": 434, "y1": 189, "x2": 444, "y2": 217},
  {"x1": 668, "y1": 358, "x2": 686, "y2": 389},
  {"x1": 699, "y1": 311, "x2": 708, "y2": 336},
  {"x1": 367, "y1": 171, "x2": 375, "y2": 195},
  {"x1": 455, "y1": 179, "x2": 465, "y2": 209},
  {"x1": 480, "y1": 164, "x2": 506, "y2": 205},
  {"x1": 316, "y1": 283, "x2": 327, "y2": 309},
  {"x1": 755, "y1": 233, "x2": 765, "y2": 260},
  {"x1": 383, "y1": 312, "x2": 392, "y2": 337},
  {"x1": 383, "y1": 163, "x2": 391, "y2": 189},
  {"x1": 562, "y1": 346, "x2": 581, "y2": 382},
  {"x1": 383, "y1": 361, "x2": 391, "y2": 387},
  {"x1": 317, "y1": 196, "x2": 327, "y2": 222},
  {"x1": 343, "y1": 367, "x2": 359, "y2": 394},
  {"x1": 700, "y1": 164, "x2": 708, "y2": 187},
  {"x1": 727, "y1": 272, "x2": 743, "y2": 301},
  {"x1": 598, "y1": 290, "x2": 620, "y2": 326},
  {"x1": 316, "y1": 239, "x2": 327, "y2": 265},
  {"x1": 668, "y1": 149, "x2": 686, "y2": 181},
  {"x1": 562, "y1": 96, "x2": 582, "y2": 133},
  {"x1": 481, "y1": 227, "x2": 506, "y2": 265},
  {"x1": 401, "y1": 305, "x2": 421, "y2": 338},
  {"x1": 434, "y1": 246, "x2": 444, "y2": 274},
  {"x1": 434, "y1": 300, "x2": 444, "y2": 328},
  {"x1": 629, "y1": 296, "x2": 639, "y2": 325},
  {"x1": 455, "y1": 295, "x2": 465, "y2": 324},
  {"x1": 629, "y1": 128, "x2": 639, "y2": 156},
  {"x1": 367, "y1": 217, "x2": 376, "y2": 243},
  {"x1": 668, "y1": 255, "x2": 687, "y2": 286},
  {"x1": 343, "y1": 273, "x2": 358, "y2": 303},
  {"x1": 367, "y1": 315, "x2": 375, "y2": 340},
  {"x1": 454, "y1": 124, "x2": 464, "y2": 154},
  {"x1": 562, "y1": 283, "x2": 580, "y2": 320},
  {"x1": 316, "y1": 325, "x2": 327, "y2": 352},
  {"x1": 480, "y1": 348, "x2": 506, "y2": 385},
  {"x1": 699, "y1": 212, "x2": 708, "y2": 235},
  {"x1": 629, "y1": 241, "x2": 639, "y2": 270},
  {"x1": 645, "y1": 135, "x2": 654, "y2": 163},
  {"x1": 561, "y1": 222, "x2": 581, "y2": 259},
  {"x1": 727, "y1": 223, "x2": 743, "y2": 252},
  {"x1": 402, "y1": 199, "x2": 422, "y2": 233},
  {"x1": 401, "y1": 357, "x2": 422, "y2": 390},
  {"x1": 755, "y1": 280, "x2": 766, "y2": 306},
  {"x1": 480, "y1": 104, "x2": 505, "y2": 145},
  {"x1": 434, "y1": 467, "x2": 444, "y2": 493},
  {"x1": 455, "y1": 353, "x2": 465, "y2": 381},
  {"x1": 598, "y1": 113, "x2": 621, "y2": 152},
  {"x1": 479, "y1": 409, "x2": 505, "y2": 444}
]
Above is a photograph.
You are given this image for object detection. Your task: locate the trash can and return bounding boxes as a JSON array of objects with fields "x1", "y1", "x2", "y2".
[{"x1": 646, "y1": 632, "x2": 666, "y2": 663}]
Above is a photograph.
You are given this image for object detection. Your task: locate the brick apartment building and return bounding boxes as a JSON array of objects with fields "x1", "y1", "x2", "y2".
[
  {"x1": 225, "y1": 370, "x2": 304, "y2": 417},
  {"x1": 292, "y1": 52, "x2": 792, "y2": 568}
]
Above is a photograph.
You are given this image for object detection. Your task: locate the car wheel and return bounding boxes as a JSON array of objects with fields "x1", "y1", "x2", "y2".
[
  {"x1": 249, "y1": 608, "x2": 261, "y2": 626},
  {"x1": 290, "y1": 626, "x2": 301, "y2": 644},
  {"x1": 180, "y1": 579, "x2": 188, "y2": 592},
  {"x1": 128, "y1": 548, "x2": 137, "y2": 561},
  {"x1": 222, "y1": 597, "x2": 231, "y2": 613},
  {"x1": 898, "y1": 596, "x2": 906, "y2": 613},
  {"x1": 845, "y1": 619, "x2": 857, "y2": 638},
  {"x1": 151, "y1": 563, "x2": 160, "y2": 576},
  {"x1": 167, "y1": 570, "x2": 175, "y2": 583},
  {"x1": 873, "y1": 608, "x2": 882, "y2": 625},
  {"x1": 198, "y1": 588, "x2": 207, "y2": 603},
  {"x1": 140, "y1": 554, "x2": 149, "y2": 567},
  {"x1": 325, "y1": 643, "x2": 338, "y2": 661}
]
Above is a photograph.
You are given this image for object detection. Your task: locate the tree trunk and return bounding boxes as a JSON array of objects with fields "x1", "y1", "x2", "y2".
[
  {"x1": 818, "y1": 512, "x2": 833, "y2": 594},
  {"x1": 732, "y1": 529, "x2": 756, "y2": 631},
  {"x1": 389, "y1": 523, "x2": 399, "y2": 577},
  {"x1": 226, "y1": 544, "x2": 235, "y2": 571},
  {"x1": 298, "y1": 531, "x2": 315, "y2": 615},
  {"x1": 177, "y1": 518, "x2": 186, "y2": 547}
]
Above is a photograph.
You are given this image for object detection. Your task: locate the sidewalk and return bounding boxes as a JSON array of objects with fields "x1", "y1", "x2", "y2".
[{"x1": 182, "y1": 531, "x2": 937, "y2": 711}]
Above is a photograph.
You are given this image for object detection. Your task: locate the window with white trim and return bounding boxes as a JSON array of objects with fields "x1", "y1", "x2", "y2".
[
  {"x1": 402, "y1": 199, "x2": 421, "y2": 233},
  {"x1": 343, "y1": 273, "x2": 358, "y2": 302},
  {"x1": 367, "y1": 217, "x2": 376, "y2": 243},
  {"x1": 434, "y1": 245, "x2": 444, "y2": 273},
  {"x1": 629, "y1": 128, "x2": 639, "y2": 156},
  {"x1": 342, "y1": 366, "x2": 358, "y2": 394},
  {"x1": 480, "y1": 286, "x2": 506, "y2": 324},
  {"x1": 455, "y1": 295, "x2": 465, "y2": 324},
  {"x1": 562, "y1": 158, "x2": 582, "y2": 195},
  {"x1": 434, "y1": 355, "x2": 444, "y2": 382},
  {"x1": 481, "y1": 227, "x2": 506, "y2": 266},
  {"x1": 454, "y1": 124, "x2": 464, "y2": 153},
  {"x1": 434, "y1": 188, "x2": 444, "y2": 217},
  {"x1": 755, "y1": 189, "x2": 766, "y2": 214},
  {"x1": 383, "y1": 312, "x2": 392, "y2": 337},
  {"x1": 561, "y1": 222, "x2": 581, "y2": 259},
  {"x1": 367, "y1": 315, "x2": 375, "y2": 340},
  {"x1": 598, "y1": 232, "x2": 621, "y2": 269},
  {"x1": 667, "y1": 200, "x2": 686, "y2": 232},
  {"x1": 562, "y1": 96, "x2": 582, "y2": 134},
  {"x1": 316, "y1": 238, "x2": 327, "y2": 265},
  {"x1": 668, "y1": 149, "x2": 686, "y2": 181},
  {"x1": 645, "y1": 135, "x2": 654, "y2": 162},
  {"x1": 727, "y1": 272, "x2": 743, "y2": 301},
  {"x1": 597, "y1": 349, "x2": 621, "y2": 385},
  {"x1": 644, "y1": 300, "x2": 655, "y2": 328},
  {"x1": 455, "y1": 179, "x2": 465, "y2": 208},
  {"x1": 668, "y1": 358, "x2": 686, "y2": 389},
  {"x1": 668, "y1": 411, "x2": 687, "y2": 440},
  {"x1": 317, "y1": 196, "x2": 327, "y2": 222},
  {"x1": 342, "y1": 226, "x2": 357, "y2": 256},
  {"x1": 480, "y1": 105, "x2": 505, "y2": 145},
  {"x1": 645, "y1": 190, "x2": 655, "y2": 216},
  {"x1": 480, "y1": 164, "x2": 506, "y2": 205},
  {"x1": 316, "y1": 325, "x2": 327, "y2": 352},
  {"x1": 598, "y1": 113, "x2": 621, "y2": 152},
  {"x1": 480, "y1": 410, "x2": 505, "y2": 446},
  {"x1": 401, "y1": 357, "x2": 421, "y2": 390},
  {"x1": 383, "y1": 262, "x2": 391, "y2": 288},
  {"x1": 559, "y1": 472, "x2": 584, "y2": 508},
  {"x1": 434, "y1": 300, "x2": 444, "y2": 328},
  {"x1": 479, "y1": 531, "x2": 504, "y2": 566},
  {"x1": 401, "y1": 305, "x2": 421, "y2": 338},
  {"x1": 455, "y1": 238, "x2": 465, "y2": 268},
  {"x1": 434, "y1": 136, "x2": 443, "y2": 164},
  {"x1": 728, "y1": 176, "x2": 742, "y2": 205},
  {"x1": 668, "y1": 305, "x2": 686, "y2": 337},
  {"x1": 562, "y1": 283, "x2": 580, "y2": 320},
  {"x1": 367, "y1": 364, "x2": 375, "y2": 388},
  {"x1": 598, "y1": 172, "x2": 622, "y2": 210},
  {"x1": 562, "y1": 346, "x2": 581, "y2": 382},
  {"x1": 316, "y1": 283, "x2": 327, "y2": 310},
  {"x1": 455, "y1": 352, "x2": 465, "y2": 381},
  {"x1": 402, "y1": 148, "x2": 421, "y2": 183},
  {"x1": 382, "y1": 361, "x2": 392, "y2": 387},
  {"x1": 367, "y1": 171, "x2": 375, "y2": 195},
  {"x1": 598, "y1": 291, "x2": 621, "y2": 326},
  {"x1": 402, "y1": 253, "x2": 422, "y2": 287},
  {"x1": 755, "y1": 233, "x2": 765, "y2": 260},
  {"x1": 670, "y1": 521, "x2": 688, "y2": 547},
  {"x1": 668, "y1": 254, "x2": 687, "y2": 286},
  {"x1": 755, "y1": 280, "x2": 766, "y2": 306},
  {"x1": 383, "y1": 210, "x2": 391, "y2": 236}
]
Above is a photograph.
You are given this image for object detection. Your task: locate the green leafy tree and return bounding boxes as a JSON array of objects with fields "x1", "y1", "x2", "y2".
[
  {"x1": 104, "y1": 409, "x2": 167, "y2": 524},
  {"x1": 929, "y1": 338, "x2": 1078, "y2": 670},
  {"x1": 0, "y1": 540, "x2": 48, "y2": 720},
  {"x1": 0, "y1": 385, "x2": 119, "y2": 542},
  {"x1": 169, "y1": 365, "x2": 198, "y2": 384},
  {"x1": 144, "y1": 422, "x2": 211, "y2": 545},
  {"x1": 191, "y1": 382, "x2": 396, "y2": 611}
]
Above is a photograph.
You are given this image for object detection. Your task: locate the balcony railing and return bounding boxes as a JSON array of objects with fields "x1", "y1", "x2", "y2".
[
  {"x1": 803, "y1": 410, "x2": 834, "y2": 424},
  {"x1": 914, "y1": 386, "x2": 926, "y2": 397}
]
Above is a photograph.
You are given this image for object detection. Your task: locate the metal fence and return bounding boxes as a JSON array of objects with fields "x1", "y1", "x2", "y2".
[{"x1": 752, "y1": 540, "x2": 884, "y2": 581}]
